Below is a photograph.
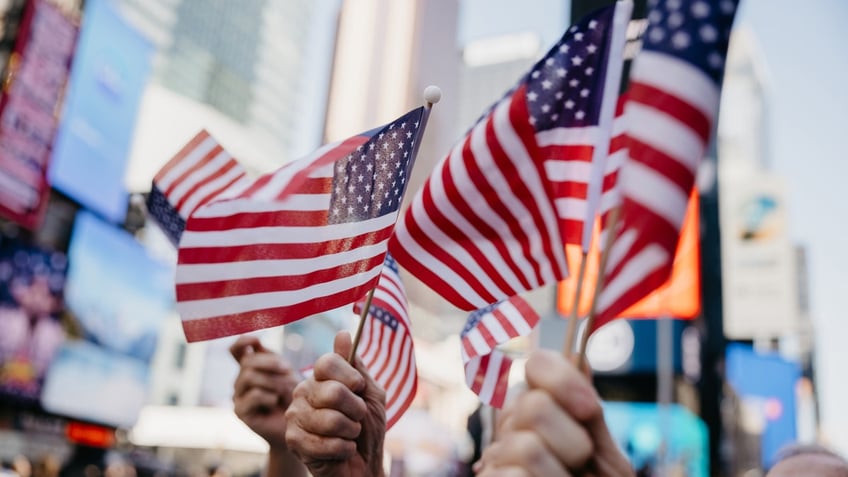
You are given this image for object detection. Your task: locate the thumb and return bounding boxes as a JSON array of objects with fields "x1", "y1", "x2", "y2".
[{"x1": 334, "y1": 330, "x2": 353, "y2": 360}]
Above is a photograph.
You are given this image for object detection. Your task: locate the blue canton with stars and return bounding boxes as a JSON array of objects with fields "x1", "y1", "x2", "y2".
[
  {"x1": 523, "y1": 4, "x2": 616, "y2": 131},
  {"x1": 328, "y1": 108, "x2": 424, "y2": 225},
  {"x1": 643, "y1": 0, "x2": 739, "y2": 84},
  {"x1": 146, "y1": 185, "x2": 186, "y2": 246},
  {"x1": 461, "y1": 300, "x2": 505, "y2": 338},
  {"x1": 367, "y1": 255, "x2": 402, "y2": 331}
]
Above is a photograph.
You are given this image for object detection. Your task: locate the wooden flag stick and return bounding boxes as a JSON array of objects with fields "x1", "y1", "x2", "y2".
[
  {"x1": 349, "y1": 286, "x2": 377, "y2": 363},
  {"x1": 563, "y1": 251, "x2": 589, "y2": 357},
  {"x1": 577, "y1": 206, "x2": 621, "y2": 370},
  {"x1": 347, "y1": 86, "x2": 442, "y2": 364}
]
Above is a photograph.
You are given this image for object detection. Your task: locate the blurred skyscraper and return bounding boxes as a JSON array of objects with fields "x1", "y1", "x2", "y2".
[{"x1": 118, "y1": 0, "x2": 340, "y2": 185}]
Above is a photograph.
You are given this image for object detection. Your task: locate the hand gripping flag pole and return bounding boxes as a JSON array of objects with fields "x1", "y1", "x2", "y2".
[{"x1": 349, "y1": 85, "x2": 442, "y2": 363}]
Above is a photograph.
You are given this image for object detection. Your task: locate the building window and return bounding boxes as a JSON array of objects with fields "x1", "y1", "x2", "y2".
[{"x1": 174, "y1": 342, "x2": 187, "y2": 369}]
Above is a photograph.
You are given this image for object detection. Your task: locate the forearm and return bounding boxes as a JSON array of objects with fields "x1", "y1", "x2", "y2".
[{"x1": 264, "y1": 446, "x2": 307, "y2": 477}]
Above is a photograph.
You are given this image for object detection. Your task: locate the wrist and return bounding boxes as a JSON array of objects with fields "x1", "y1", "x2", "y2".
[
  {"x1": 370, "y1": 445, "x2": 386, "y2": 477},
  {"x1": 265, "y1": 444, "x2": 306, "y2": 477}
]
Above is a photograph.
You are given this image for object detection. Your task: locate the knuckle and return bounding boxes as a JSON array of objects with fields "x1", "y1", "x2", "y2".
[
  {"x1": 314, "y1": 353, "x2": 341, "y2": 377},
  {"x1": 320, "y1": 380, "x2": 351, "y2": 407},
  {"x1": 292, "y1": 380, "x2": 311, "y2": 400},
  {"x1": 513, "y1": 391, "x2": 550, "y2": 427},
  {"x1": 512, "y1": 431, "x2": 547, "y2": 463}
]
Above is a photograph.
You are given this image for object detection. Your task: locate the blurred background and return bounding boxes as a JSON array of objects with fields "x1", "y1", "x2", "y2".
[{"x1": 0, "y1": 0, "x2": 845, "y2": 476}]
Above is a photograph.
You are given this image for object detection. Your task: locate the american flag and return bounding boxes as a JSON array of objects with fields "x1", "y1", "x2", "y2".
[
  {"x1": 389, "y1": 3, "x2": 630, "y2": 311},
  {"x1": 353, "y1": 254, "x2": 416, "y2": 430},
  {"x1": 593, "y1": 0, "x2": 738, "y2": 333},
  {"x1": 173, "y1": 107, "x2": 425, "y2": 342},
  {"x1": 461, "y1": 296, "x2": 539, "y2": 408},
  {"x1": 146, "y1": 130, "x2": 249, "y2": 246}
]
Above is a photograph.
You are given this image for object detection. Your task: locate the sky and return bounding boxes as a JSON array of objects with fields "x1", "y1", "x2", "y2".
[
  {"x1": 462, "y1": 0, "x2": 848, "y2": 456},
  {"x1": 736, "y1": 0, "x2": 848, "y2": 454}
]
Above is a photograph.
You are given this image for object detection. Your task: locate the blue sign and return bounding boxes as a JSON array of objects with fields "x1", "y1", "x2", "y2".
[
  {"x1": 48, "y1": 0, "x2": 153, "y2": 223},
  {"x1": 603, "y1": 402, "x2": 709, "y2": 477},
  {"x1": 726, "y1": 343, "x2": 801, "y2": 469}
]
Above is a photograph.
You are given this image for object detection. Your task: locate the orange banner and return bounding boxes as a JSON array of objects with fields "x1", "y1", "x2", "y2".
[{"x1": 557, "y1": 191, "x2": 701, "y2": 319}]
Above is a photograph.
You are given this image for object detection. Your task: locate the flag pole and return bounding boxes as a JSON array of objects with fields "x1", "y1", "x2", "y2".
[
  {"x1": 576, "y1": 206, "x2": 621, "y2": 369},
  {"x1": 348, "y1": 85, "x2": 442, "y2": 364},
  {"x1": 563, "y1": 251, "x2": 588, "y2": 357},
  {"x1": 349, "y1": 286, "x2": 377, "y2": 362},
  {"x1": 564, "y1": 0, "x2": 631, "y2": 359}
]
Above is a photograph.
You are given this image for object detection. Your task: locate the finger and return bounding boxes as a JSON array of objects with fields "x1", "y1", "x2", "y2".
[
  {"x1": 285, "y1": 421, "x2": 357, "y2": 461},
  {"x1": 240, "y1": 351, "x2": 294, "y2": 375},
  {"x1": 313, "y1": 349, "x2": 365, "y2": 394},
  {"x1": 296, "y1": 378, "x2": 368, "y2": 422},
  {"x1": 479, "y1": 432, "x2": 571, "y2": 477},
  {"x1": 475, "y1": 466, "x2": 533, "y2": 477},
  {"x1": 234, "y1": 388, "x2": 278, "y2": 417},
  {"x1": 350, "y1": 354, "x2": 386, "y2": 406},
  {"x1": 286, "y1": 394, "x2": 358, "y2": 459},
  {"x1": 334, "y1": 330, "x2": 353, "y2": 360},
  {"x1": 230, "y1": 335, "x2": 263, "y2": 362},
  {"x1": 504, "y1": 390, "x2": 594, "y2": 470},
  {"x1": 299, "y1": 408, "x2": 362, "y2": 440},
  {"x1": 524, "y1": 350, "x2": 602, "y2": 423},
  {"x1": 233, "y1": 366, "x2": 287, "y2": 398}
]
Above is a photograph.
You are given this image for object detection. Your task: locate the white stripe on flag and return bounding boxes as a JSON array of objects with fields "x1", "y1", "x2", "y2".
[
  {"x1": 178, "y1": 265, "x2": 383, "y2": 321},
  {"x1": 632, "y1": 51, "x2": 720, "y2": 121},
  {"x1": 156, "y1": 136, "x2": 220, "y2": 190}
]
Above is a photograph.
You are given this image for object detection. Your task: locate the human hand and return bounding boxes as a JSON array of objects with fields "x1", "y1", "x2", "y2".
[
  {"x1": 231, "y1": 335, "x2": 301, "y2": 451},
  {"x1": 285, "y1": 331, "x2": 387, "y2": 477},
  {"x1": 475, "y1": 350, "x2": 634, "y2": 477}
]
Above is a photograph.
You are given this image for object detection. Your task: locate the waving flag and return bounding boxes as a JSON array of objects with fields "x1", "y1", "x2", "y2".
[
  {"x1": 593, "y1": 0, "x2": 739, "y2": 333},
  {"x1": 146, "y1": 130, "x2": 249, "y2": 246},
  {"x1": 353, "y1": 254, "x2": 416, "y2": 429},
  {"x1": 389, "y1": 2, "x2": 631, "y2": 311},
  {"x1": 168, "y1": 107, "x2": 425, "y2": 342},
  {"x1": 461, "y1": 296, "x2": 540, "y2": 408}
]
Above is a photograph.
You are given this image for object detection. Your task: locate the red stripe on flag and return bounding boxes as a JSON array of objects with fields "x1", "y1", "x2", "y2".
[
  {"x1": 163, "y1": 144, "x2": 225, "y2": 197},
  {"x1": 629, "y1": 82, "x2": 711, "y2": 144},
  {"x1": 181, "y1": 283, "x2": 379, "y2": 342},
  {"x1": 176, "y1": 254, "x2": 386, "y2": 301},
  {"x1": 154, "y1": 131, "x2": 211, "y2": 182}
]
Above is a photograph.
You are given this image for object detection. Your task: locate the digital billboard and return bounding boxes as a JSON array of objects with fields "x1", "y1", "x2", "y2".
[
  {"x1": 0, "y1": 236, "x2": 67, "y2": 402},
  {"x1": 558, "y1": 190, "x2": 700, "y2": 320},
  {"x1": 48, "y1": 0, "x2": 153, "y2": 223},
  {"x1": 41, "y1": 340, "x2": 149, "y2": 428},
  {"x1": 64, "y1": 211, "x2": 173, "y2": 363},
  {"x1": 0, "y1": 0, "x2": 77, "y2": 229},
  {"x1": 726, "y1": 343, "x2": 801, "y2": 469}
]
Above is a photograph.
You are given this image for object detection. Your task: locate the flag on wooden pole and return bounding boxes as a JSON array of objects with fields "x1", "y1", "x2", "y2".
[
  {"x1": 389, "y1": 2, "x2": 631, "y2": 311},
  {"x1": 591, "y1": 0, "x2": 739, "y2": 334}
]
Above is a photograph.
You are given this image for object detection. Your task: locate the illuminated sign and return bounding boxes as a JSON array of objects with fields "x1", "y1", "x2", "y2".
[
  {"x1": 66, "y1": 421, "x2": 115, "y2": 448},
  {"x1": 557, "y1": 190, "x2": 700, "y2": 320}
]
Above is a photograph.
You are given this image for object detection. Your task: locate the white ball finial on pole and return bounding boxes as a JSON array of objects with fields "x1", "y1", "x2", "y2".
[{"x1": 423, "y1": 85, "x2": 442, "y2": 105}]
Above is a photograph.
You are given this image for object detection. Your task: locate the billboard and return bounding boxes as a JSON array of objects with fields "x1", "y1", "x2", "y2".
[
  {"x1": 726, "y1": 343, "x2": 801, "y2": 469},
  {"x1": 64, "y1": 211, "x2": 173, "y2": 363},
  {"x1": 720, "y1": 173, "x2": 798, "y2": 339},
  {"x1": 0, "y1": 236, "x2": 67, "y2": 402},
  {"x1": 48, "y1": 0, "x2": 153, "y2": 223},
  {"x1": 603, "y1": 402, "x2": 708, "y2": 477},
  {"x1": 41, "y1": 340, "x2": 149, "y2": 428},
  {"x1": 0, "y1": 0, "x2": 77, "y2": 229},
  {"x1": 558, "y1": 191, "x2": 700, "y2": 320}
]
